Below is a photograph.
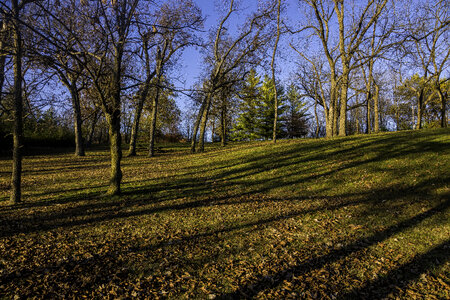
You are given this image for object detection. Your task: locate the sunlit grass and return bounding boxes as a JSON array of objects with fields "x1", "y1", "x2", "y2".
[{"x1": 0, "y1": 128, "x2": 449, "y2": 298}]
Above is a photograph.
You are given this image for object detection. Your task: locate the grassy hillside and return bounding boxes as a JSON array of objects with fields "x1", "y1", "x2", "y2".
[{"x1": 0, "y1": 129, "x2": 449, "y2": 299}]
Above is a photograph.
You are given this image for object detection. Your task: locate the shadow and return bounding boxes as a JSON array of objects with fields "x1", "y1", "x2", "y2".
[
  {"x1": 218, "y1": 198, "x2": 450, "y2": 299},
  {"x1": 1, "y1": 173, "x2": 444, "y2": 239},
  {"x1": 0, "y1": 129, "x2": 448, "y2": 297},
  {"x1": 340, "y1": 239, "x2": 450, "y2": 299}
]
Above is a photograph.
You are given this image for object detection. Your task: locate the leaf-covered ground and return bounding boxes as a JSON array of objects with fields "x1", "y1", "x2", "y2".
[{"x1": 0, "y1": 129, "x2": 449, "y2": 299}]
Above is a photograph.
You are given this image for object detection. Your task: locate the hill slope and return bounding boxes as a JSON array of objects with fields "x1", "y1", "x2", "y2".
[{"x1": 0, "y1": 129, "x2": 449, "y2": 298}]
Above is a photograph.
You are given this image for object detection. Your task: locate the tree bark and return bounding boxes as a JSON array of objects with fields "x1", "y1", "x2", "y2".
[
  {"x1": 106, "y1": 111, "x2": 122, "y2": 195},
  {"x1": 69, "y1": 84, "x2": 85, "y2": 156},
  {"x1": 220, "y1": 104, "x2": 226, "y2": 146},
  {"x1": 198, "y1": 92, "x2": 213, "y2": 153},
  {"x1": 339, "y1": 72, "x2": 349, "y2": 137},
  {"x1": 0, "y1": 21, "x2": 6, "y2": 106},
  {"x1": 87, "y1": 109, "x2": 100, "y2": 146},
  {"x1": 148, "y1": 75, "x2": 162, "y2": 157},
  {"x1": 439, "y1": 90, "x2": 447, "y2": 128},
  {"x1": 271, "y1": 0, "x2": 281, "y2": 143},
  {"x1": 10, "y1": 0, "x2": 23, "y2": 204},
  {"x1": 191, "y1": 96, "x2": 207, "y2": 153},
  {"x1": 374, "y1": 84, "x2": 380, "y2": 133},
  {"x1": 314, "y1": 97, "x2": 320, "y2": 138},
  {"x1": 127, "y1": 97, "x2": 145, "y2": 156},
  {"x1": 417, "y1": 90, "x2": 424, "y2": 129},
  {"x1": 365, "y1": 91, "x2": 371, "y2": 134},
  {"x1": 332, "y1": 97, "x2": 339, "y2": 137},
  {"x1": 105, "y1": 37, "x2": 124, "y2": 195}
]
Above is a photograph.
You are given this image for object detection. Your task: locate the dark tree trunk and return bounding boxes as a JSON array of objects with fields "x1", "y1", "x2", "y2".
[
  {"x1": 417, "y1": 90, "x2": 424, "y2": 129},
  {"x1": 198, "y1": 93, "x2": 213, "y2": 153},
  {"x1": 87, "y1": 109, "x2": 100, "y2": 147},
  {"x1": 439, "y1": 90, "x2": 447, "y2": 128},
  {"x1": 191, "y1": 97, "x2": 207, "y2": 153},
  {"x1": 106, "y1": 111, "x2": 122, "y2": 195},
  {"x1": 105, "y1": 41, "x2": 124, "y2": 196},
  {"x1": 10, "y1": 0, "x2": 23, "y2": 204},
  {"x1": 148, "y1": 76, "x2": 162, "y2": 157},
  {"x1": 314, "y1": 98, "x2": 320, "y2": 138},
  {"x1": 220, "y1": 105, "x2": 226, "y2": 147},
  {"x1": 69, "y1": 84, "x2": 85, "y2": 156},
  {"x1": 0, "y1": 21, "x2": 6, "y2": 105},
  {"x1": 127, "y1": 97, "x2": 145, "y2": 156},
  {"x1": 365, "y1": 91, "x2": 371, "y2": 134}
]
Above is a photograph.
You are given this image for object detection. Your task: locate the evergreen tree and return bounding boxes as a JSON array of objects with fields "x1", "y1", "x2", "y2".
[
  {"x1": 285, "y1": 84, "x2": 309, "y2": 138},
  {"x1": 257, "y1": 75, "x2": 286, "y2": 140},
  {"x1": 232, "y1": 70, "x2": 261, "y2": 141}
]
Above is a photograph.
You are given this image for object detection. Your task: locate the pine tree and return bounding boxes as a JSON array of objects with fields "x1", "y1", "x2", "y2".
[
  {"x1": 285, "y1": 84, "x2": 309, "y2": 138},
  {"x1": 257, "y1": 75, "x2": 286, "y2": 140},
  {"x1": 232, "y1": 70, "x2": 261, "y2": 141}
]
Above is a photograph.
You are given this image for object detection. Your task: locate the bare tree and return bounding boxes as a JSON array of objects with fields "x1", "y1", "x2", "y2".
[
  {"x1": 191, "y1": 0, "x2": 275, "y2": 153},
  {"x1": 0, "y1": 0, "x2": 30, "y2": 203},
  {"x1": 147, "y1": 0, "x2": 202, "y2": 157},
  {"x1": 292, "y1": 0, "x2": 392, "y2": 136},
  {"x1": 271, "y1": 0, "x2": 281, "y2": 143},
  {"x1": 409, "y1": 0, "x2": 449, "y2": 128}
]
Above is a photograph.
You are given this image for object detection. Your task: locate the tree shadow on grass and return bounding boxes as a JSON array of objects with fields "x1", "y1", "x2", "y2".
[
  {"x1": 0, "y1": 191, "x2": 447, "y2": 298},
  {"x1": 340, "y1": 239, "x2": 450, "y2": 299},
  {"x1": 0, "y1": 162, "x2": 445, "y2": 238},
  {"x1": 217, "y1": 198, "x2": 450, "y2": 299},
  {"x1": 0, "y1": 129, "x2": 448, "y2": 240}
]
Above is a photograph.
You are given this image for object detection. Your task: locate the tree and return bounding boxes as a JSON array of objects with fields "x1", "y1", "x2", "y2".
[
  {"x1": 66, "y1": 0, "x2": 141, "y2": 195},
  {"x1": 191, "y1": 0, "x2": 276, "y2": 153},
  {"x1": 0, "y1": 0, "x2": 33, "y2": 203},
  {"x1": 10, "y1": 0, "x2": 24, "y2": 203},
  {"x1": 271, "y1": 0, "x2": 281, "y2": 143},
  {"x1": 147, "y1": 0, "x2": 202, "y2": 157},
  {"x1": 408, "y1": 0, "x2": 449, "y2": 128},
  {"x1": 285, "y1": 84, "x2": 309, "y2": 138},
  {"x1": 127, "y1": 0, "x2": 202, "y2": 157},
  {"x1": 233, "y1": 69, "x2": 261, "y2": 141},
  {"x1": 257, "y1": 75, "x2": 286, "y2": 140},
  {"x1": 292, "y1": 0, "x2": 392, "y2": 137},
  {"x1": 35, "y1": 0, "x2": 93, "y2": 156},
  {"x1": 397, "y1": 74, "x2": 437, "y2": 129}
]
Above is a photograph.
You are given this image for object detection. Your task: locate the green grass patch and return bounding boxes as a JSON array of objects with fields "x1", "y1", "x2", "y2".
[{"x1": 0, "y1": 128, "x2": 449, "y2": 298}]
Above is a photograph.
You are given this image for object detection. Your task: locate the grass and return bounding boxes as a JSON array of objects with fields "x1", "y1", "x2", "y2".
[{"x1": 0, "y1": 128, "x2": 449, "y2": 299}]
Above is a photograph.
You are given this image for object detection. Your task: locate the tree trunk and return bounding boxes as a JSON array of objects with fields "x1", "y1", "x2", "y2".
[
  {"x1": 105, "y1": 40, "x2": 124, "y2": 196},
  {"x1": 417, "y1": 90, "x2": 424, "y2": 129},
  {"x1": 148, "y1": 77, "x2": 162, "y2": 157},
  {"x1": 191, "y1": 96, "x2": 207, "y2": 153},
  {"x1": 271, "y1": 0, "x2": 281, "y2": 143},
  {"x1": 211, "y1": 116, "x2": 215, "y2": 142},
  {"x1": 87, "y1": 109, "x2": 99, "y2": 146},
  {"x1": 272, "y1": 83, "x2": 278, "y2": 143},
  {"x1": 339, "y1": 77, "x2": 348, "y2": 137},
  {"x1": 198, "y1": 92, "x2": 213, "y2": 153},
  {"x1": 0, "y1": 21, "x2": 6, "y2": 105},
  {"x1": 106, "y1": 111, "x2": 122, "y2": 195},
  {"x1": 373, "y1": 84, "x2": 380, "y2": 133},
  {"x1": 220, "y1": 105, "x2": 226, "y2": 146},
  {"x1": 365, "y1": 91, "x2": 371, "y2": 134},
  {"x1": 10, "y1": 0, "x2": 23, "y2": 204},
  {"x1": 439, "y1": 90, "x2": 447, "y2": 128},
  {"x1": 69, "y1": 85, "x2": 85, "y2": 156},
  {"x1": 127, "y1": 97, "x2": 145, "y2": 156},
  {"x1": 332, "y1": 98, "x2": 339, "y2": 137},
  {"x1": 314, "y1": 98, "x2": 320, "y2": 138}
]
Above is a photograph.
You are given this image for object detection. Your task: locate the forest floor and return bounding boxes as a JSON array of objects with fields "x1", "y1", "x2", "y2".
[{"x1": 0, "y1": 128, "x2": 449, "y2": 299}]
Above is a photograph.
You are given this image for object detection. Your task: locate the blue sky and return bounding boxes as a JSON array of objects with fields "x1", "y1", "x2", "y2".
[{"x1": 175, "y1": 0, "x2": 301, "y2": 110}]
